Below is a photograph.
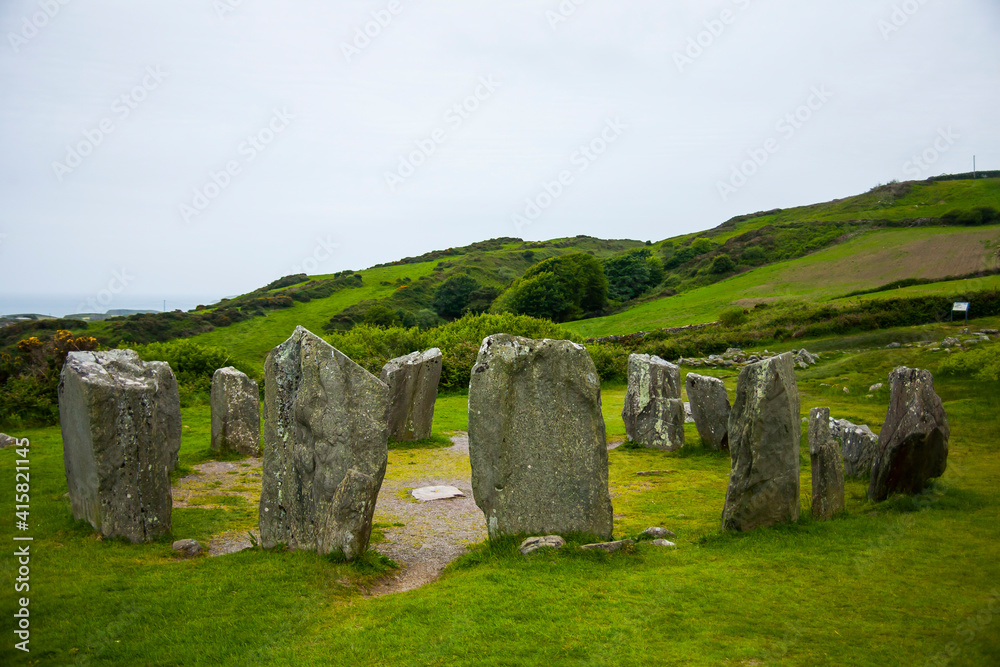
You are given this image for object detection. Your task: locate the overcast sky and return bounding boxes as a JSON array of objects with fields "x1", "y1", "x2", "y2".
[{"x1": 1, "y1": 0, "x2": 998, "y2": 316}]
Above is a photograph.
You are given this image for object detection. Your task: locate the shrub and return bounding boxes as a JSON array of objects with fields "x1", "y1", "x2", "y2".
[
  {"x1": 719, "y1": 307, "x2": 748, "y2": 328},
  {"x1": 940, "y1": 344, "x2": 1000, "y2": 382},
  {"x1": 710, "y1": 254, "x2": 736, "y2": 274},
  {"x1": 495, "y1": 253, "x2": 608, "y2": 322},
  {"x1": 132, "y1": 340, "x2": 259, "y2": 406}
]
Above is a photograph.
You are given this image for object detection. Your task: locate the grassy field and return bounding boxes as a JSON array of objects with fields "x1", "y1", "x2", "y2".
[
  {"x1": 3, "y1": 318, "x2": 998, "y2": 665},
  {"x1": 564, "y1": 225, "x2": 1000, "y2": 337}
]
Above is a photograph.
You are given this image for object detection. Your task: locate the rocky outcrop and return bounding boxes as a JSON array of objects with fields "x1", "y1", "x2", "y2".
[
  {"x1": 58, "y1": 350, "x2": 180, "y2": 542},
  {"x1": 379, "y1": 348, "x2": 443, "y2": 441},
  {"x1": 868, "y1": 367, "x2": 949, "y2": 501},
  {"x1": 469, "y1": 335, "x2": 613, "y2": 540},
  {"x1": 210, "y1": 367, "x2": 260, "y2": 456},
  {"x1": 258, "y1": 327, "x2": 389, "y2": 560},
  {"x1": 721, "y1": 353, "x2": 801, "y2": 532},
  {"x1": 685, "y1": 373, "x2": 731, "y2": 450},
  {"x1": 809, "y1": 408, "x2": 845, "y2": 520},
  {"x1": 622, "y1": 354, "x2": 684, "y2": 450}
]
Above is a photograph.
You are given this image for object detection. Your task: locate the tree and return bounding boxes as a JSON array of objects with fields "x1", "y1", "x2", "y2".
[
  {"x1": 496, "y1": 253, "x2": 608, "y2": 322},
  {"x1": 432, "y1": 275, "x2": 481, "y2": 319},
  {"x1": 710, "y1": 254, "x2": 736, "y2": 274},
  {"x1": 603, "y1": 249, "x2": 664, "y2": 302}
]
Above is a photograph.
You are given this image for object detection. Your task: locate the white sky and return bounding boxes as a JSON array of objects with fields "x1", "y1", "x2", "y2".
[{"x1": 1, "y1": 0, "x2": 998, "y2": 315}]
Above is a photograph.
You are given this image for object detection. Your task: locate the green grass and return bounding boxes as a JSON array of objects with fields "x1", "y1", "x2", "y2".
[
  {"x1": 565, "y1": 225, "x2": 1000, "y2": 337},
  {"x1": 3, "y1": 319, "x2": 999, "y2": 665}
]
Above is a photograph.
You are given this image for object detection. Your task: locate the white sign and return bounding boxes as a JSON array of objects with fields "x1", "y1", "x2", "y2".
[{"x1": 953, "y1": 302, "x2": 970, "y2": 312}]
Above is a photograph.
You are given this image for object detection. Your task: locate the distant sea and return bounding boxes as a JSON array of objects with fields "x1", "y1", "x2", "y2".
[{"x1": 0, "y1": 295, "x2": 223, "y2": 319}]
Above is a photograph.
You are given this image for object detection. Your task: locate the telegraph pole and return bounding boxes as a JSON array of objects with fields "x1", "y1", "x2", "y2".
[{"x1": 973, "y1": 155, "x2": 976, "y2": 179}]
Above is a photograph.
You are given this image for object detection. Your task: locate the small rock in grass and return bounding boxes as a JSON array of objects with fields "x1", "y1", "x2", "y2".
[
  {"x1": 886, "y1": 342, "x2": 901, "y2": 349},
  {"x1": 519, "y1": 535, "x2": 566, "y2": 555},
  {"x1": 0, "y1": 433, "x2": 17, "y2": 449},
  {"x1": 639, "y1": 527, "x2": 676, "y2": 541},
  {"x1": 869, "y1": 383, "x2": 884, "y2": 392},
  {"x1": 172, "y1": 539, "x2": 202, "y2": 557},
  {"x1": 651, "y1": 539, "x2": 676, "y2": 548},
  {"x1": 843, "y1": 387, "x2": 850, "y2": 394},
  {"x1": 580, "y1": 539, "x2": 634, "y2": 554}
]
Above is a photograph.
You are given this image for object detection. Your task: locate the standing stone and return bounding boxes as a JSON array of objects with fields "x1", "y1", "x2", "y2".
[
  {"x1": 686, "y1": 373, "x2": 731, "y2": 450},
  {"x1": 721, "y1": 352, "x2": 801, "y2": 532},
  {"x1": 830, "y1": 418, "x2": 879, "y2": 479},
  {"x1": 622, "y1": 354, "x2": 684, "y2": 451},
  {"x1": 210, "y1": 367, "x2": 260, "y2": 456},
  {"x1": 469, "y1": 335, "x2": 613, "y2": 540},
  {"x1": 58, "y1": 350, "x2": 180, "y2": 542},
  {"x1": 379, "y1": 348, "x2": 443, "y2": 441},
  {"x1": 868, "y1": 367, "x2": 949, "y2": 501},
  {"x1": 809, "y1": 408, "x2": 845, "y2": 520},
  {"x1": 258, "y1": 326, "x2": 389, "y2": 560}
]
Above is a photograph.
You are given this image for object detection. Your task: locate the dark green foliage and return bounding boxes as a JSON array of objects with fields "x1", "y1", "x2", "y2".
[
  {"x1": 719, "y1": 307, "x2": 748, "y2": 328},
  {"x1": 324, "y1": 312, "x2": 572, "y2": 391},
  {"x1": 361, "y1": 304, "x2": 402, "y2": 328},
  {"x1": 133, "y1": 340, "x2": 260, "y2": 407},
  {"x1": 497, "y1": 253, "x2": 608, "y2": 322},
  {"x1": 710, "y1": 254, "x2": 736, "y2": 274},
  {"x1": 941, "y1": 207, "x2": 1000, "y2": 226},
  {"x1": 603, "y1": 249, "x2": 665, "y2": 302},
  {"x1": 432, "y1": 275, "x2": 497, "y2": 319}
]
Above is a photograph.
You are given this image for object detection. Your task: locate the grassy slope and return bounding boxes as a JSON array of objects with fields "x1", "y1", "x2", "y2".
[
  {"x1": 565, "y1": 224, "x2": 1000, "y2": 337},
  {"x1": 2, "y1": 318, "x2": 999, "y2": 665},
  {"x1": 177, "y1": 238, "x2": 642, "y2": 373}
]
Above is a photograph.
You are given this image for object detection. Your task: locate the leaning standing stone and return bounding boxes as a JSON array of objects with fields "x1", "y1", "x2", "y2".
[
  {"x1": 622, "y1": 354, "x2": 684, "y2": 451},
  {"x1": 809, "y1": 408, "x2": 845, "y2": 520},
  {"x1": 868, "y1": 367, "x2": 949, "y2": 501},
  {"x1": 721, "y1": 352, "x2": 801, "y2": 532},
  {"x1": 685, "y1": 373, "x2": 731, "y2": 450},
  {"x1": 258, "y1": 326, "x2": 389, "y2": 560},
  {"x1": 469, "y1": 335, "x2": 613, "y2": 540},
  {"x1": 58, "y1": 350, "x2": 181, "y2": 542},
  {"x1": 211, "y1": 367, "x2": 260, "y2": 456},
  {"x1": 379, "y1": 348, "x2": 443, "y2": 441}
]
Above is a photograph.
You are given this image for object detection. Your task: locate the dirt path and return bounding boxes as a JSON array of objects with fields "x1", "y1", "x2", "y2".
[
  {"x1": 171, "y1": 434, "x2": 485, "y2": 595},
  {"x1": 366, "y1": 433, "x2": 485, "y2": 597}
]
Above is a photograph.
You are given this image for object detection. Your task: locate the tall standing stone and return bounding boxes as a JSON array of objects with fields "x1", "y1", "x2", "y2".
[
  {"x1": 809, "y1": 408, "x2": 845, "y2": 520},
  {"x1": 868, "y1": 367, "x2": 949, "y2": 501},
  {"x1": 211, "y1": 367, "x2": 260, "y2": 456},
  {"x1": 58, "y1": 350, "x2": 180, "y2": 542},
  {"x1": 379, "y1": 348, "x2": 443, "y2": 441},
  {"x1": 469, "y1": 335, "x2": 613, "y2": 540},
  {"x1": 721, "y1": 352, "x2": 801, "y2": 532},
  {"x1": 622, "y1": 354, "x2": 685, "y2": 451},
  {"x1": 258, "y1": 326, "x2": 389, "y2": 560},
  {"x1": 830, "y1": 418, "x2": 879, "y2": 479},
  {"x1": 686, "y1": 373, "x2": 731, "y2": 450}
]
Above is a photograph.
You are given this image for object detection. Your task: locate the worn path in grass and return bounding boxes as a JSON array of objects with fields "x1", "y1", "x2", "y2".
[
  {"x1": 368, "y1": 433, "x2": 486, "y2": 596},
  {"x1": 170, "y1": 434, "x2": 486, "y2": 595}
]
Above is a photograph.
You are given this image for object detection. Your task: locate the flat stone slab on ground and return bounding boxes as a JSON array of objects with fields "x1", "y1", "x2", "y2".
[
  {"x1": 411, "y1": 486, "x2": 465, "y2": 502},
  {"x1": 519, "y1": 535, "x2": 566, "y2": 555},
  {"x1": 580, "y1": 539, "x2": 634, "y2": 553}
]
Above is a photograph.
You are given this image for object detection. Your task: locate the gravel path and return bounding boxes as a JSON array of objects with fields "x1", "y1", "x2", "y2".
[
  {"x1": 171, "y1": 434, "x2": 485, "y2": 596},
  {"x1": 366, "y1": 433, "x2": 485, "y2": 596}
]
